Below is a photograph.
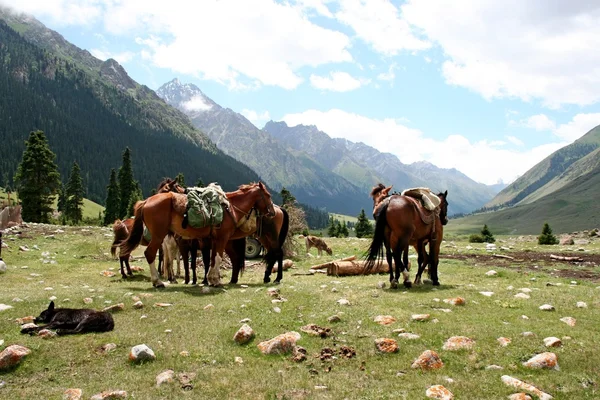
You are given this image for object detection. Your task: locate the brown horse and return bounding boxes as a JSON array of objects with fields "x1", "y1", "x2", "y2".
[
  {"x1": 120, "y1": 182, "x2": 275, "y2": 287},
  {"x1": 110, "y1": 178, "x2": 185, "y2": 279},
  {"x1": 365, "y1": 186, "x2": 448, "y2": 288}
]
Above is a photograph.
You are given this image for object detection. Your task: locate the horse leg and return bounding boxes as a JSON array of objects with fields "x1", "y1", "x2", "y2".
[
  {"x1": 414, "y1": 241, "x2": 426, "y2": 285},
  {"x1": 158, "y1": 246, "x2": 164, "y2": 279},
  {"x1": 228, "y1": 239, "x2": 245, "y2": 285},
  {"x1": 181, "y1": 242, "x2": 190, "y2": 284},
  {"x1": 190, "y1": 240, "x2": 199, "y2": 285},
  {"x1": 125, "y1": 256, "x2": 133, "y2": 277},
  {"x1": 201, "y1": 239, "x2": 211, "y2": 285},
  {"x1": 119, "y1": 257, "x2": 127, "y2": 279},
  {"x1": 207, "y1": 248, "x2": 224, "y2": 287},
  {"x1": 429, "y1": 237, "x2": 441, "y2": 286},
  {"x1": 275, "y1": 249, "x2": 284, "y2": 283},
  {"x1": 401, "y1": 243, "x2": 411, "y2": 288},
  {"x1": 145, "y1": 237, "x2": 166, "y2": 288}
]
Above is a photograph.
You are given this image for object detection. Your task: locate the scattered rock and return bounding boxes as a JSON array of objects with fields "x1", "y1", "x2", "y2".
[
  {"x1": 411, "y1": 350, "x2": 444, "y2": 370},
  {"x1": 337, "y1": 299, "x2": 350, "y2": 306},
  {"x1": 479, "y1": 291, "x2": 494, "y2": 297},
  {"x1": 576, "y1": 301, "x2": 588, "y2": 309},
  {"x1": 102, "y1": 303, "x2": 125, "y2": 312},
  {"x1": 560, "y1": 317, "x2": 576, "y2": 327},
  {"x1": 319, "y1": 347, "x2": 335, "y2": 361},
  {"x1": 180, "y1": 351, "x2": 190, "y2": 357},
  {"x1": 559, "y1": 236, "x2": 574, "y2": 245},
  {"x1": 521, "y1": 332, "x2": 536, "y2": 338},
  {"x1": 485, "y1": 270, "x2": 498, "y2": 276},
  {"x1": 233, "y1": 324, "x2": 255, "y2": 345},
  {"x1": 203, "y1": 304, "x2": 214, "y2": 310},
  {"x1": 374, "y1": 315, "x2": 396, "y2": 325},
  {"x1": 485, "y1": 365, "x2": 503, "y2": 370},
  {"x1": 156, "y1": 369, "x2": 175, "y2": 387},
  {"x1": 539, "y1": 304, "x2": 555, "y2": 311},
  {"x1": 63, "y1": 388, "x2": 83, "y2": 400},
  {"x1": 0, "y1": 344, "x2": 31, "y2": 370},
  {"x1": 398, "y1": 333, "x2": 420, "y2": 340},
  {"x1": 15, "y1": 316, "x2": 35, "y2": 325},
  {"x1": 497, "y1": 337, "x2": 512, "y2": 347},
  {"x1": 375, "y1": 338, "x2": 399, "y2": 353},
  {"x1": 291, "y1": 346, "x2": 307, "y2": 362},
  {"x1": 129, "y1": 344, "x2": 156, "y2": 362},
  {"x1": 523, "y1": 352, "x2": 559, "y2": 370},
  {"x1": 443, "y1": 336, "x2": 475, "y2": 351},
  {"x1": 0, "y1": 260, "x2": 6, "y2": 274},
  {"x1": 38, "y1": 329, "x2": 57, "y2": 339},
  {"x1": 154, "y1": 303, "x2": 173, "y2": 307},
  {"x1": 377, "y1": 281, "x2": 386, "y2": 289},
  {"x1": 411, "y1": 314, "x2": 430, "y2": 322},
  {"x1": 178, "y1": 372, "x2": 196, "y2": 391},
  {"x1": 543, "y1": 337, "x2": 562, "y2": 347},
  {"x1": 257, "y1": 332, "x2": 301, "y2": 355},
  {"x1": 83, "y1": 298, "x2": 93, "y2": 304},
  {"x1": 267, "y1": 288, "x2": 280, "y2": 297},
  {"x1": 132, "y1": 301, "x2": 144, "y2": 309},
  {"x1": 327, "y1": 315, "x2": 341, "y2": 323},
  {"x1": 89, "y1": 390, "x2": 128, "y2": 400},
  {"x1": 300, "y1": 324, "x2": 332, "y2": 338},
  {"x1": 508, "y1": 394, "x2": 532, "y2": 400},
  {"x1": 501, "y1": 375, "x2": 553, "y2": 400},
  {"x1": 514, "y1": 293, "x2": 530, "y2": 299},
  {"x1": 234, "y1": 356, "x2": 243, "y2": 364},
  {"x1": 20, "y1": 323, "x2": 38, "y2": 331},
  {"x1": 426, "y1": 385, "x2": 453, "y2": 400},
  {"x1": 96, "y1": 343, "x2": 117, "y2": 354},
  {"x1": 0, "y1": 304, "x2": 14, "y2": 312},
  {"x1": 100, "y1": 271, "x2": 116, "y2": 277},
  {"x1": 443, "y1": 297, "x2": 466, "y2": 306},
  {"x1": 19, "y1": 246, "x2": 29, "y2": 252},
  {"x1": 339, "y1": 345, "x2": 356, "y2": 359}
]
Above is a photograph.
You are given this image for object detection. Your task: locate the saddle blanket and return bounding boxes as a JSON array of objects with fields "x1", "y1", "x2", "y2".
[{"x1": 401, "y1": 187, "x2": 441, "y2": 211}]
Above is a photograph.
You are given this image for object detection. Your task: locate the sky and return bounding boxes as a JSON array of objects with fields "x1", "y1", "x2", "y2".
[{"x1": 3, "y1": 0, "x2": 600, "y2": 185}]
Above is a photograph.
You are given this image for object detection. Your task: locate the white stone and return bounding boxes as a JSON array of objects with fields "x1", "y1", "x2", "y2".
[
  {"x1": 539, "y1": 304, "x2": 555, "y2": 311},
  {"x1": 485, "y1": 270, "x2": 498, "y2": 276},
  {"x1": 543, "y1": 337, "x2": 562, "y2": 347},
  {"x1": 129, "y1": 344, "x2": 156, "y2": 362},
  {"x1": 398, "y1": 333, "x2": 420, "y2": 340},
  {"x1": 0, "y1": 260, "x2": 7, "y2": 273},
  {"x1": 514, "y1": 293, "x2": 530, "y2": 299},
  {"x1": 0, "y1": 304, "x2": 14, "y2": 312},
  {"x1": 156, "y1": 369, "x2": 175, "y2": 387},
  {"x1": 576, "y1": 301, "x2": 588, "y2": 308},
  {"x1": 337, "y1": 299, "x2": 350, "y2": 305},
  {"x1": 479, "y1": 291, "x2": 494, "y2": 297}
]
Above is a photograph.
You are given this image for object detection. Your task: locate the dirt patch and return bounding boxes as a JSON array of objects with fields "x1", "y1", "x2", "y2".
[{"x1": 443, "y1": 252, "x2": 600, "y2": 281}]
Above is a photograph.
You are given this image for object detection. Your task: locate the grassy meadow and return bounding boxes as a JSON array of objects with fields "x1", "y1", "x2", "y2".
[{"x1": 0, "y1": 225, "x2": 599, "y2": 399}]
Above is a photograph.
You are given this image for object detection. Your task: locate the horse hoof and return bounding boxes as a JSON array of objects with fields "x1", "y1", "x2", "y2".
[
  {"x1": 127, "y1": 273, "x2": 134, "y2": 277},
  {"x1": 274, "y1": 279, "x2": 282, "y2": 284},
  {"x1": 390, "y1": 280, "x2": 398, "y2": 289},
  {"x1": 403, "y1": 281, "x2": 412, "y2": 289},
  {"x1": 432, "y1": 281, "x2": 440, "y2": 286},
  {"x1": 264, "y1": 277, "x2": 271, "y2": 284},
  {"x1": 154, "y1": 282, "x2": 165, "y2": 289}
]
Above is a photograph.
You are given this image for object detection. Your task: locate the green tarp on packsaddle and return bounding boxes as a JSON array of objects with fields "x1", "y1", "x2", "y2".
[{"x1": 185, "y1": 184, "x2": 228, "y2": 228}]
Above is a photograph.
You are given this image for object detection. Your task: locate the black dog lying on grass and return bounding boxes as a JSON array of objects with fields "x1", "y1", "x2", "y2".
[{"x1": 21, "y1": 301, "x2": 114, "y2": 335}]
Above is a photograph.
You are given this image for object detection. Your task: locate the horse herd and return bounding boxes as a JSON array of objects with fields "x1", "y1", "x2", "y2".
[{"x1": 112, "y1": 179, "x2": 448, "y2": 290}]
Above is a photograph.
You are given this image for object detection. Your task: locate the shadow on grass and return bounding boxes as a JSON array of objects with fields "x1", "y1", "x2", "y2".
[
  {"x1": 383, "y1": 283, "x2": 458, "y2": 293},
  {"x1": 122, "y1": 283, "x2": 225, "y2": 297}
]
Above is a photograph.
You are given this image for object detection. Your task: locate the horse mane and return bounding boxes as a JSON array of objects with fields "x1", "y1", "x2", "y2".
[
  {"x1": 370, "y1": 183, "x2": 387, "y2": 198},
  {"x1": 157, "y1": 177, "x2": 176, "y2": 192},
  {"x1": 238, "y1": 182, "x2": 259, "y2": 192}
]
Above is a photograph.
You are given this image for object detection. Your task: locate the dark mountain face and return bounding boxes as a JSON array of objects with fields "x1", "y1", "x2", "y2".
[
  {"x1": 263, "y1": 121, "x2": 498, "y2": 216},
  {"x1": 157, "y1": 79, "x2": 371, "y2": 215},
  {"x1": 0, "y1": 13, "x2": 262, "y2": 204}
]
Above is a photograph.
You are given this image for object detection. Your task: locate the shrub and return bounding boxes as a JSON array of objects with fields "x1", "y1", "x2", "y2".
[
  {"x1": 469, "y1": 234, "x2": 485, "y2": 243},
  {"x1": 480, "y1": 224, "x2": 495, "y2": 243},
  {"x1": 538, "y1": 222, "x2": 559, "y2": 245}
]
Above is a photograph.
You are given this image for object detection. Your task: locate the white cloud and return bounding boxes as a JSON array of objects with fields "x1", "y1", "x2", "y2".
[
  {"x1": 310, "y1": 71, "x2": 366, "y2": 92},
  {"x1": 554, "y1": 113, "x2": 600, "y2": 141},
  {"x1": 335, "y1": 0, "x2": 430, "y2": 55},
  {"x1": 3, "y1": 0, "x2": 353, "y2": 90},
  {"x1": 524, "y1": 114, "x2": 556, "y2": 131},
  {"x1": 1, "y1": 0, "x2": 101, "y2": 25},
  {"x1": 90, "y1": 49, "x2": 135, "y2": 64},
  {"x1": 181, "y1": 96, "x2": 212, "y2": 112},
  {"x1": 241, "y1": 109, "x2": 271, "y2": 126},
  {"x1": 282, "y1": 108, "x2": 568, "y2": 185},
  {"x1": 506, "y1": 136, "x2": 524, "y2": 146},
  {"x1": 376, "y1": 63, "x2": 397, "y2": 82},
  {"x1": 401, "y1": 0, "x2": 600, "y2": 107}
]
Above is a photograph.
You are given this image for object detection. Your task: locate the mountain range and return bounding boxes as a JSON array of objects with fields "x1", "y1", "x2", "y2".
[
  {"x1": 0, "y1": 8, "x2": 263, "y2": 206},
  {"x1": 157, "y1": 79, "x2": 500, "y2": 216}
]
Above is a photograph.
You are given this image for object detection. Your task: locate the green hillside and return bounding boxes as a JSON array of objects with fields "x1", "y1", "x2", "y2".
[
  {"x1": 448, "y1": 164, "x2": 600, "y2": 235},
  {"x1": 487, "y1": 125, "x2": 600, "y2": 209}
]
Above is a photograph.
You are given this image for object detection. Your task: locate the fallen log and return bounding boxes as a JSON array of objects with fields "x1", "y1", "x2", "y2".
[
  {"x1": 327, "y1": 260, "x2": 390, "y2": 276},
  {"x1": 492, "y1": 254, "x2": 515, "y2": 260},
  {"x1": 550, "y1": 254, "x2": 583, "y2": 262},
  {"x1": 310, "y1": 255, "x2": 356, "y2": 270}
]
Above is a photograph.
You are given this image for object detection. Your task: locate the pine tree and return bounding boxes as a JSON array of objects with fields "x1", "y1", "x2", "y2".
[
  {"x1": 355, "y1": 209, "x2": 374, "y2": 238},
  {"x1": 57, "y1": 183, "x2": 67, "y2": 213},
  {"x1": 480, "y1": 224, "x2": 495, "y2": 243},
  {"x1": 196, "y1": 178, "x2": 205, "y2": 188},
  {"x1": 103, "y1": 169, "x2": 120, "y2": 225},
  {"x1": 280, "y1": 187, "x2": 296, "y2": 208},
  {"x1": 65, "y1": 162, "x2": 85, "y2": 224},
  {"x1": 339, "y1": 221, "x2": 349, "y2": 238},
  {"x1": 14, "y1": 130, "x2": 61, "y2": 223},
  {"x1": 175, "y1": 172, "x2": 186, "y2": 188},
  {"x1": 334, "y1": 220, "x2": 342, "y2": 238},
  {"x1": 327, "y1": 215, "x2": 337, "y2": 237},
  {"x1": 538, "y1": 223, "x2": 559, "y2": 245},
  {"x1": 127, "y1": 181, "x2": 143, "y2": 218},
  {"x1": 117, "y1": 147, "x2": 136, "y2": 219}
]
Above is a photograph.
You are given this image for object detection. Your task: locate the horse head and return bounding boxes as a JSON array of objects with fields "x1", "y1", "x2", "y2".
[
  {"x1": 239, "y1": 182, "x2": 275, "y2": 217},
  {"x1": 437, "y1": 190, "x2": 449, "y2": 225},
  {"x1": 370, "y1": 183, "x2": 393, "y2": 206},
  {"x1": 157, "y1": 178, "x2": 185, "y2": 194}
]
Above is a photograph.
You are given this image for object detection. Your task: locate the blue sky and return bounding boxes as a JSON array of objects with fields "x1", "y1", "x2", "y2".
[{"x1": 3, "y1": 0, "x2": 600, "y2": 185}]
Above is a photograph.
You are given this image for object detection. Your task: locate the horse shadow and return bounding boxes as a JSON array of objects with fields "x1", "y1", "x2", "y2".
[
  {"x1": 123, "y1": 284, "x2": 225, "y2": 297},
  {"x1": 383, "y1": 282, "x2": 457, "y2": 293}
]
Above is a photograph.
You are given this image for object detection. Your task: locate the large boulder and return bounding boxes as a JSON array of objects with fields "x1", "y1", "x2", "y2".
[{"x1": 0, "y1": 344, "x2": 31, "y2": 370}]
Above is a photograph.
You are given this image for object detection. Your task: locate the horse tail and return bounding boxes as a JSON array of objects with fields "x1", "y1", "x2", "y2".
[
  {"x1": 364, "y1": 203, "x2": 388, "y2": 271},
  {"x1": 111, "y1": 219, "x2": 127, "y2": 258},
  {"x1": 120, "y1": 201, "x2": 146, "y2": 256},
  {"x1": 278, "y1": 207, "x2": 290, "y2": 247}
]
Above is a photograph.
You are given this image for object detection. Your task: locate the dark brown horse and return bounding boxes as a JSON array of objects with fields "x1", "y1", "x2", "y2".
[
  {"x1": 178, "y1": 204, "x2": 289, "y2": 285},
  {"x1": 365, "y1": 186, "x2": 449, "y2": 288},
  {"x1": 120, "y1": 182, "x2": 275, "y2": 287},
  {"x1": 110, "y1": 178, "x2": 185, "y2": 279}
]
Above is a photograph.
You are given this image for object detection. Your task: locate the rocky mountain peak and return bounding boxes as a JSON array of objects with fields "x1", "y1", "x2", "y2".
[
  {"x1": 157, "y1": 79, "x2": 216, "y2": 113},
  {"x1": 99, "y1": 58, "x2": 136, "y2": 91}
]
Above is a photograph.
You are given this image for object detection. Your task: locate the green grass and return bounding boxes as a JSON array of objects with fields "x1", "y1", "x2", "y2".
[
  {"x1": 0, "y1": 226, "x2": 598, "y2": 399},
  {"x1": 1, "y1": 187, "x2": 104, "y2": 221},
  {"x1": 329, "y1": 213, "x2": 358, "y2": 224}
]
